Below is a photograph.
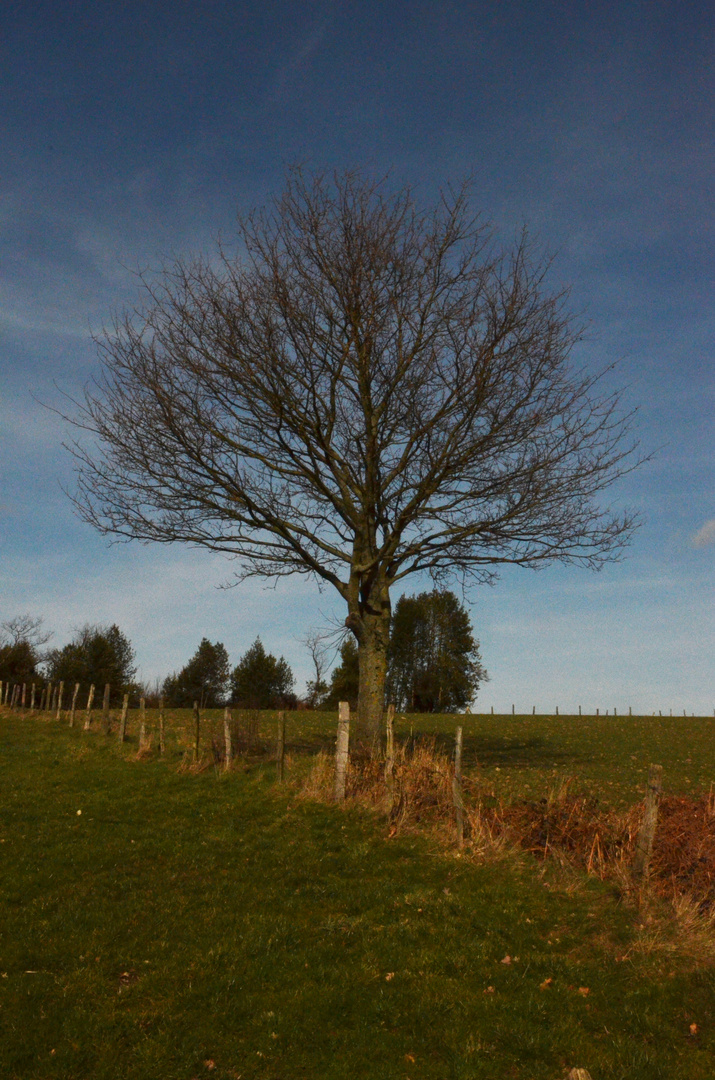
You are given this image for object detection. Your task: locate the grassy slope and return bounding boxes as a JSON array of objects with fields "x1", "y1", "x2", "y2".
[{"x1": 0, "y1": 711, "x2": 713, "y2": 1079}]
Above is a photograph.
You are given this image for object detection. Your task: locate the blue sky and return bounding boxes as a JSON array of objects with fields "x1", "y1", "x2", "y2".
[{"x1": 1, "y1": 0, "x2": 713, "y2": 713}]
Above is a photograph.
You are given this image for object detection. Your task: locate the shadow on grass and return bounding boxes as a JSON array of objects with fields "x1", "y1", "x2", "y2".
[
  {"x1": 463, "y1": 732, "x2": 588, "y2": 769},
  {"x1": 288, "y1": 729, "x2": 587, "y2": 771},
  {"x1": 385, "y1": 730, "x2": 587, "y2": 770}
]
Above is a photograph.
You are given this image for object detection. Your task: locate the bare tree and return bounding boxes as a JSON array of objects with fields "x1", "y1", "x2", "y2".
[
  {"x1": 64, "y1": 168, "x2": 642, "y2": 738},
  {"x1": 1, "y1": 615, "x2": 52, "y2": 650},
  {"x1": 300, "y1": 628, "x2": 335, "y2": 708}
]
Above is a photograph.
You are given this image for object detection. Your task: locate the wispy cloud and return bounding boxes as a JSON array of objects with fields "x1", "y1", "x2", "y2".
[
  {"x1": 692, "y1": 519, "x2": 715, "y2": 548},
  {"x1": 267, "y1": 7, "x2": 335, "y2": 106}
]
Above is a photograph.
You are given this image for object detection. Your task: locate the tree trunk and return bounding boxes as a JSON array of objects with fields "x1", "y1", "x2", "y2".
[
  {"x1": 356, "y1": 622, "x2": 389, "y2": 742},
  {"x1": 344, "y1": 559, "x2": 392, "y2": 744}
]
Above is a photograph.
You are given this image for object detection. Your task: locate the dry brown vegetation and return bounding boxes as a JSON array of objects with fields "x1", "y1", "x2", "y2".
[{"x1": 297, "y1": 739, "x2": 715, "y2": 925}]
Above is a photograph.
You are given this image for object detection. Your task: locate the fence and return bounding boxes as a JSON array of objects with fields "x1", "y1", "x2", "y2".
[
  {"x1": 0, "y1": 681, "x2": 687, "y2": 883},
  {"x1": 1, "y1": 680, "x2": 712, "y2": 719},
  {"x1": 482, "y1": 703, "x2": 714, "y2": 718}
]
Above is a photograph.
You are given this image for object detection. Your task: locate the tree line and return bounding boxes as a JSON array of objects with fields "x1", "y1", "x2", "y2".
[{"x1": 0, "y1": 589, "x2": 486, "y2": 713}]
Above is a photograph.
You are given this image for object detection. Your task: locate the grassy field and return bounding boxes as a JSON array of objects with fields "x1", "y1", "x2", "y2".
[{"x1": 1, "y1": 707, "x2": 714, "y2": 1079}]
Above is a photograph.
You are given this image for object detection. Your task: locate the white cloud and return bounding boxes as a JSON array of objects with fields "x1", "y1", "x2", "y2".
[{"x1": 692, "y1": 519, "x2": 715, "y2": 548}]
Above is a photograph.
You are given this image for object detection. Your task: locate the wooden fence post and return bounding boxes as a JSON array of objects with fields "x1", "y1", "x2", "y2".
[
  {"x1": 118, "y1": 694, "x2": 129, "y2": 742},
  {"x1": 159, "y1": 697, "x2": 166, "y2": 756},
  {"x1": 0, "y1": 681, "x2": 3, "y2": 705},
  {"x1": 276, "y1": 711, "x2": 286, "y2": 782},
  {"x1": 334, "y1": 701, "x2": 350, "y2": 801},
  {"x1": 21, "y1": 684, "x2": 27, "y2": 709},
  {"x1": 384, "y1": 703, "x2": 395, "y2": 811},
  {"x1": 51, "y1": 685, "x2": 58, "y2": 713},
  {"x1": 223, "y1": 706, "x2": 232, "y2": 766},
  {"x1": 138, "y1": 697, "x2": 147, "y2": 750},
  {"x1": 193, "y1": 701, "x2": 201, "y2": 763},
  {"x1": 452, "y1": 725, "x2": 465, "y2": 848},
  {"x1": 69, "y1": 683, "x2": 80, "y2": 727},
  {"x1": 55, "y1": 681, "x2": 64, "y2": 721},
  {"x1": 633, "y1": 764, "x2": 663, "y2": 879},
  {"x1": 30, "y1": 683, "x2": 36, "y2": 711},
  {"x1": 39, "y1": 687, "x2": 46, "y2": 712},
  {"x1": 46, "y1": 683, "x2": 53, "y2": 712},
  {"x1": 102, "y1": 683, "x2": 111, "y2": 732},
  {"x1": 83, "y1": 684, "x2": 95, "y2": 730}
]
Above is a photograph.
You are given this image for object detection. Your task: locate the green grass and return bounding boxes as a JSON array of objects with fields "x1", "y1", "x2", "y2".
[{"x1": 1, "y1": 710, "x2": 714, "y2": 1079}]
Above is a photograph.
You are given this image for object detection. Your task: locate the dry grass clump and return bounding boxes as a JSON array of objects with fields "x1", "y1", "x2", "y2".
[
  {"x1": 296, "y1": 751, "x2": 334, "y2": 801},
  {"x1": 648, "y1": 793, "x2": 715, "y2": 907},
  {"x1": 489, "y1": 788, "x2": 638, "y2": 876},
  {"x1": 355, "y1": 738, "x2": 454, "y2": 820},
  {"x1": 488, "y1": 788, "x2": 715, "y2": 911},
  {"x1": 176, "y1": 751, "x2": 215, "y2": 774}
]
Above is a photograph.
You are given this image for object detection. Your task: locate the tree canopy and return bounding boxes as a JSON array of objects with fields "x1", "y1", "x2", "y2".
[
  {"x1": 0, "y1": 615, "x2": 50, "y2": 688},
  {"x1": 321, "y1": 637, "x2": 360, "y2": 711},
  {"x1": 162, "y1": 638, "x2": 230, "y2": 708},
  {"x1": 231, "y1": 638, "x2": 294, "y2": 709},
  {"x1": 67, "y1": 167, "x2": 641, "y2": 736},
  {"x1": 44, "y1": 624, "x2": 136, "y2": 702},
  {"x1": 388, "y1": 590, "x2": 487, "y2": 712}
]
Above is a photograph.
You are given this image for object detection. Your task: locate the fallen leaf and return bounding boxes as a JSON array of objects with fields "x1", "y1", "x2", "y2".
[
  {"x1": 500, "y1": 955, "x2": 512, "y2": 964},
  {"x1": 204, "y1": 1061, "x2": 216, "y2": 1071},
  {"x1": 385, "y1": 972, "x2": 394, "y2": 981},
  {"x1": 578, "y1": 987, "x2": 590, "y2": 996},
  {"x1": 690, "y1": 1023, "x2": 698, "y2": 1035},
  {"x1": 539, "y1": 977, "x2": 553, "y2": 990},
  {"x1": 483, "y1": 985, "x2": 495, "y2": 994},
  {"x1": 405, "y1": 1053, "x2": 416, "y2": 1062}
]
